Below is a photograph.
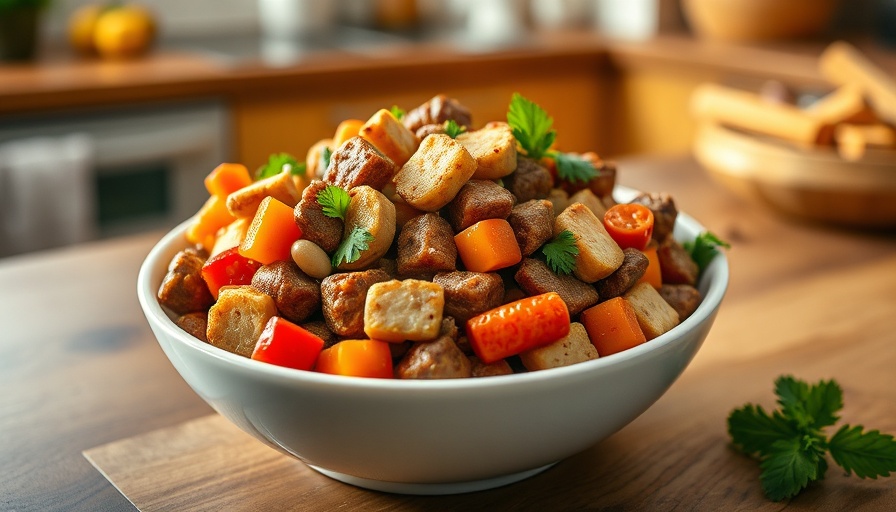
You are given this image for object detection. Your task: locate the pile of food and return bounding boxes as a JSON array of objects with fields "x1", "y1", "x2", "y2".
[{"x1": 157, "y1": 93, "x2": 724, "y2": 379}]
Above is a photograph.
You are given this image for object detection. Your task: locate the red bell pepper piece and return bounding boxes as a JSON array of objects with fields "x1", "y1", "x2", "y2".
[
  {"x1": 466, "y1": 292, "x2": 571, "y2": 364},
  {"x1": 201, "y1": 246, "x2": 262, "y2": 299},
  {"x1": 252, "y1": 317, "x2": 325, "y2": 371}
]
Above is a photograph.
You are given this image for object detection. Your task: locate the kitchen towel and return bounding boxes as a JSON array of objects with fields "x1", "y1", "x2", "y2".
[{"x1": 0, "y1": 133, "x2": 96, "y2": 257}]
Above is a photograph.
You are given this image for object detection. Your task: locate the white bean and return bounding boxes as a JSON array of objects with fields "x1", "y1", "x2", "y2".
[{"x1": 291, "y1": 239, "x2": 332, "y2": 279}]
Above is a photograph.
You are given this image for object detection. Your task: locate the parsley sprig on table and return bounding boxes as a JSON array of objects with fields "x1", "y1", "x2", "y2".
[
  {"x1": 332, "y1": 226, "x2": 374, "y2": 267},
  {"x1": 256, "y1": 152, "x2": 306, "y2": 180},
  {"x1": 317, "y1": 185, "x2": 350, "y2": 221},
  {"x1": 506, "y1": 93, "x2": 598, "y2": 184},
  {"x1": 541, "y1": 230, "x2": 578, "y2": 275},
  {"x1": 728, "y1": 375, "x2": 896, "y2": 501}
]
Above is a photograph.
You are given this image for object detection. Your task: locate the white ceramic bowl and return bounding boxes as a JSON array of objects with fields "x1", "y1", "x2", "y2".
[{"x1": 137, "y1": 187, "x2": 729, "y2": 495}]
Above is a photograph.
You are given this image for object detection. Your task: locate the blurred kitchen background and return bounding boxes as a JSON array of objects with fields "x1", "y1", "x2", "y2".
[{"x1": 0, "y1": 0, "x2": 893, "y2": 257}]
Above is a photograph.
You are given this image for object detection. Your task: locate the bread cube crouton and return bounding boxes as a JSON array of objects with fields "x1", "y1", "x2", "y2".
[
  {"x1": 364, "y1": 279, "x2": 444, "y2": 342},
  {"x1": 554, "y1": 203, "x2": 625, "y2": 283},
  {"x1": 226, "y1": 169, "x2": 300, "y2": 218},
  {"x1": 623, "y1": 282, "x2": 680, "y2": 340},
  {"x1": 324, "y1": 136, "x2": 397, "y2": 191},
  {"x1": 359, "y1": 109, "x2": 419, "y2": 168},
  {"x1": 395, "y1": 134, "x2": 478, "y2": 212},
  {"x1": 206, "y1": 286, "x2": 277, "y2": 357},
  {"x1": 519, "y1": 322, "x2": 598, "y2": 371},
  {"x1": 456, "y1": 122, "x2": 518, "y2": 180},
  {"x1": 569, "y1": 188, "x2": 607, "y2": 218}
]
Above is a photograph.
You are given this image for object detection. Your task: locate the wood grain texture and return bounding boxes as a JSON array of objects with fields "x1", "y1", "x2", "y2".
[{"x1": 3, "y1": 157, "x2": 895, "y2": 511}]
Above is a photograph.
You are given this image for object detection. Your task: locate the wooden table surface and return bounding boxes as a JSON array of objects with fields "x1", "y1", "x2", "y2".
[{"x1": 2, "y1": 157, "x2": 895, "y2": 511}]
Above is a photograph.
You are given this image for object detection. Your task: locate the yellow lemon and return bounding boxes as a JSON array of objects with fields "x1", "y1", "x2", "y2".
[
  {"x1": 92, "y1": 6, "x2": 156, "y2": 59},
  {"x1": 68, "y1": 3, "x2": 105, "y2": 55}
]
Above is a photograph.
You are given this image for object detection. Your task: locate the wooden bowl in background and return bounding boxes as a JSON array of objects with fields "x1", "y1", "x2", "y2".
[
  {"x1": 681, "y1": 0, "x2": 839, "y2": 42},
  {"x1": 693, "y1": 122, "x2": 896, "y2": 229}
]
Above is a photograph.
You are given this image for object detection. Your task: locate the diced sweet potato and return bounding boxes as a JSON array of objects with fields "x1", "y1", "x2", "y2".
[
  {"x1": 445, "y1": 179, "x2": 515, "y2": 232},
  {"x1": 659, "y1": 284, "x2": 702, "y2": 322},
  {"x1": 519, "y1": 322, "x2": 598, "y2": 371},
  {"x1": 206, "y1": 286, "x2": 277, "y2": 357},
  {"x1": 359, "y1": 109, "x2": 419, "y2": 168},
  {"x1": 623, "y1": 282, "x2": 680, "y2": 340},
  {"x1": 504, "y1": 156, "x2": 552, "y2": 203},
  {"x1": 226, "y1": 170, "x2": 300, "y2": 219},
  {"x1": 320, "y1": 269, "x2": 390, "y2": 338},
  {"x1": 506, "y1": 199, "x2": 554, "y2": 256},
  {"x1": 456, "y1": 122, "x2": 518, "y2": 180},
  {"x1": 513, "y1": 258, "x2": 599, "y2": 316},
  {"x1": 323, "y1": 136, "x2": 397, "y2": 191},
  {"x1": 397, "y1": 213, "x2": 457, "y2": 278},
  {"x1": 395, "y1": 134, "x2": 477, "y2": 212},
  {"x1": 554, "y1": 203, "x2": 625, "y2": 283},
  {"x1": 364, "y1": 279, "x2": 444, "y2": 342},
  {"x1": 251, "y1": 261, "x2": 320, "y2": 324},
  {"x1": 157, "y1": 248, "x2": 214, "y2": 315},
  {"x1": 433, "y1": 271, "x2": 504, "y2": 324},
  {"x1": 294, "y1": 180, "x2": 344, "y2": 254},
  {"x1": 594, "y1": 248, "x2": 649, "y2": 299}
]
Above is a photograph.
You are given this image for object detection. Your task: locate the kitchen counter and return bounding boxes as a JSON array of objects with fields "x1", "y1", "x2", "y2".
[{"x1": 2, "y1": 157, "x2": 895, "y2": 511}]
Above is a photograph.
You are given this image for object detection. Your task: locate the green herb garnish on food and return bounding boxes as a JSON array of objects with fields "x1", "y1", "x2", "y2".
[
  {"x1": 319, "y1": 146, "x2": 332, "y2": 172},
  {"x1": 728, "y1": 375, "x2": 896, "y2": 501},
  {"x1": 541, "y1": 230, "x2": 578, "y2": 276},
  {"x1": 390, "y1": 105, "x2": 406, "y2": 120},
  {"x1": 507, "y1": 93, "x2": 598, "y2": 184},
  {"x1": 256, "y1": 152, "x2": 306, "y2": 180},
  {"x1": 444, "y1": 119, "x2": 466, "y2": 139},
  {"x1": 332, "y1": 226, "x2": 374, "y2": 267},
  {"x1": 684, "y1": 231, "x2": 730, "y2": 273},
  {"x1": 317, "y1": 185, "x2": 351, "y2": 221}
]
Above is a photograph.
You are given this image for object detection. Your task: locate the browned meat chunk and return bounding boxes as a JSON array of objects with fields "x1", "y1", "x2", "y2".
[
  {"x1": 175, "y1": 312, "x2": 208, "y2": 342},
  {"x1": 594, "y1": 248, "x2": 649, "y2": 299},
  {"x1": 514, "y1": 258, "x2": 599, "y2": 316},
  {"x1": 445, "y1": 179, "x2": 515, "y2": 232},
  {"x1": 397, "y1": 213, "x2": 457, "y2": 278},
  {"x1": 658, "y1": 239, "x2": 699, "y2": 286},
  {"x1": 395, "y1": 334, "x2": 472, "y2": 379},
  {"x1": 320, "y1": 269, "x2": 390, "y2": 338},
  {"x1": 323, "y1": 136, "x2": 397, "y2": 191},
  {"x1": 157, "y1": 248, "x2": 214, "y2": 315},
  {"x1": 631, "y1": 192, "x2": 678, "y2": 243},
  {"x1": 415, "y1": 123, "x2": 446, "y2": 139},
  {"x1": 402, "y1": 94, "x2": 473, "y2": 134},
  {"x1": 506, "y1": 199, "x2": 554, "y2": 256},
  {"x1": 300, "y1": 320, "x2": 339, "y2": 349},
  {"x1": 294, "y1": 180, "x2": 344, "y2": 253},
  {"x1": 559, "y1": 153, "x2": 617, "y2": 198},
  {"x1": 433, "y1": 271, "x2": 504, "y2": 324},
  {"x1": 470, "y1": 356, "x2": 514, "y2": 377},
  {"x1": 660, "y1": 284, "x2": 702, "y2": 321},
  {"x1": 251, "y1": 261, "x2": 321, "y2": 324},
  {"x1": 504, "y1": 156, "x2": 552, "y2": 203}
]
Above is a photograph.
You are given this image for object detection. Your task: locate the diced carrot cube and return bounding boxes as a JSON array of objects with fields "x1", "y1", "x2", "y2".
[
  {"x1": 454, "y1": 218, "x2": 522, "y2": 273},
  {"x1": 205, "y1": 163, "x2": 252, "y2": 198},
  {"x1": 637, "y1": 246, "x2": 662, "y2": 289},
  {"x1": 315, "y1": 339, "x2": 393, "y2": 378},
  {"x1": 186, "y1": 195, "x2": 235, "y2": 250},
  {"x1": 580, "y1": 297, "x2": 647, "y2": 357},
  {"x1": 239, "y1": 196, "x2": 303, "y2": 265}
]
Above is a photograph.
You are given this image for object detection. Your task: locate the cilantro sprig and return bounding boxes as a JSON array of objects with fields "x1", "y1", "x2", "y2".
[
  {"x1": 256, "y1": 152, "x2": 306, "y2": 180},
  {"x1": 541, "y1": 230, "x2": 578, "y2": 275},
  {"x1": 728, "y1": 375, "x2": 896, "y2": 501},
  {"x1": 684, "y1": 231, "x2": 730, "y2": 273},
  {"x1": 316, "y1": 185, "x2": 350, "y2": 221},
  {"x1": 390, "y1": 105, "x2": 405, "y2": 120},
  {"x1": 506, "y1": 93, "x2": 598, "y2": 184},
  {"x1": 444, "y1": 119, "x2": 466, "y2": 139},
  {"x1": 332, "y1": 226, "x2": 374, "y2": 267}
]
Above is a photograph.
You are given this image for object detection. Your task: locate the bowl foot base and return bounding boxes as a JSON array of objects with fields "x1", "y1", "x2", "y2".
[{"x1": 307, "y1": 462, "x2": 558, "y2": 495}]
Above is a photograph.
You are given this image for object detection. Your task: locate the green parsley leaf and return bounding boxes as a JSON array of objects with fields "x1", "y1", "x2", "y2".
[
  {"x1": 728, "y1": 404, "x2": 798, "y2": 457},
  {"x1": 256, "y1": 152, "x2": 307, "y2": 180},
  {"x1": 444, "y1": 119, "x2": 466, "y2": 139},
  {"x1": 728, "y1": 375, "x2": 896, "y2": 501},
  {"x1": 541, "y1": 230, "x2": 578, "y2": 275},
  {"x1": 684, "y1": 231, "x2": 730, "y2": 273},
  {"x1": 319, "y1": 146, "x2": 332, "y2": 172},
  {"x1": 332, "y1": 226, "x2": 374, "y2": 267},
  {"x1": 829, "y1": 425, "x2": 896, "y2": 479},
  {"x1": 552, "y1": 151, "x2": 599, "y2": 184},
  {"x1": 390, "y1": 105, "x2": 405, "y2": 120},
  {"x1": 316, "y1": 185, "x2": 350, "y2": 221},
  {"x1": 507, "y1": 92, "x2": 556, "y2": 161}
]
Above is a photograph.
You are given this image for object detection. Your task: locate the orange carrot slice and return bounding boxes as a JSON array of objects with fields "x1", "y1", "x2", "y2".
[{"x1": 580, "y1": 297, "x2": 646, "y2": 357}]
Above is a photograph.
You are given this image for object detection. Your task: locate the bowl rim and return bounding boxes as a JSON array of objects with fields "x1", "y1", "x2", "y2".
[{"x1": 137, "y1": 186, "x2": 729, "y2": 392}]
